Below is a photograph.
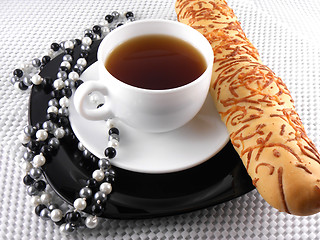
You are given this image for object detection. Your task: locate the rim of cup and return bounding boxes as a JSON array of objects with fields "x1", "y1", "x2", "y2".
[{"x1": 97, "y1": 19, "x2": 214, "y2": 94}]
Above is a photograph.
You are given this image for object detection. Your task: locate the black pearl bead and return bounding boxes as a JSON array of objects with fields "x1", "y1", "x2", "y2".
[
  {"x1": 35, "y1": 204, "x2": 47, "y2": 216},
  {"x1": 108, "y1": 127, "x2": 119, "y2": 135},
  {"x1": 51, "y1": 42, "x2": 60, "y2": 51},
  {"x1": 27, "y1": 140, "x2": 40, "y2": 152},
  {"x1": 75, "y1": 39, "x2": 82, "y2": 46},
  {"x1": 105, "y1": 168, "x2": 116, "y2": 182},
  {"x1": 46, "y1": 112, "x2": 58, "y2": 122},
  {"x1": 104, "y1": 147, "x2": 116, "y2": 159},
  {"x1": 23, "y1": 174, "x2": 34, "y2": 185},
  {"x1": 84, "y1": 32, "x2": 94, "y2": 39},
  {"x1": 74, "y1": 79, "x2": 83, "y2": 88},
  {"x1": 58, "y1": 116, "x2": 69, "y2": 127},
  {"x1": 13, "y1": 68, "x2": 23, "y2": 78},
  {"x1": 65, "y1": 211, "x2": 82, "y2": 225},
  {"x1": 79, "y1": 51, "x2": 89, "y2": 59},
  {"x1": 40, "y1": 144, "x2": 54, "y2": 156},
  {"x1": 125, "y1": 11, "x2": 134, "y2": 18},
  {"x1": 51, "y1": 89, "x2": 63, "y2": 99},
  {"x1": 91, "y1": 203, "x2": 104, "y2": 216},
  {"x1": 42, "y1": 55, "x2": 51, "y2": 65},
  {"x1": 86, "y1": 178, "x2": 98, "y2": 189},
  {"x1": 34, "y1": 180, "x2": 46, "y2": 191},
  {"x1": 59, "y1": 66, "x2": 69, "y2": 73},
  {"x1": 92, "y1": 25, "x2": 101, "y2": 34},
  {"x1": 105, "y1": 14, "x2": 114, "y2": 23},
  {"x1": 19, "y1": 81, "x2": 28, "y2": 90},
  {"x1": 64, "y1": 48, "x2": 73, "y2": 55},
  {"x1": 61, "y1": 87, "x2": 72, "y2": 98},
  {"x1": 41, "y1": 77, "x2": 54, "y2": 92}
]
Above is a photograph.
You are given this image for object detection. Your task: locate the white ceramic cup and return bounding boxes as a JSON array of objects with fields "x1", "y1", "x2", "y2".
[{"x1": 73, "y1": 19, "x2": 214, "y2": 133}]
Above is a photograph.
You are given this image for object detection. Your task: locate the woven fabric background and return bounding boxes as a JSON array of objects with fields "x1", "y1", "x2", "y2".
[{"x1": 0, "y1": 0, "x2": 319, "y2": 239}]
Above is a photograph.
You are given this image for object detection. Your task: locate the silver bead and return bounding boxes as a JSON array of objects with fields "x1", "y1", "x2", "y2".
[
  {"x1": 23, "y1": 151, "x2": 34, "y2": 162},
  {"x1": 29, "y1": 167, "x2": 42, "y2": 179},
  {"x1": 40, "y1": 208, "x2": 51, "y2": 220},
  {"x1": 27, "y1": 185, "x2": 39, "y2": 196},
  {"x1": 80, "y1": 44, "x2": 90, "y2": 52},
  {"x1": 59, "y1": 223, "x2": 68, "y2": 234},
  {"x1": 126, "y1": 16, "x2": 135, "y2": 22},
  {"x1": 79, "y1": 187, "x2": 92, "y2": 198},
  {"x1": 84, "y1": 29, "x2": 93, "y2": 35},
  {"x1": 64, "y1": 79, "x2": 75, "y2": 88},
  {"x1": 99, "y1": 182, "x2": 112, "y2": 194},
  {"x1": 85, "y1": 215, "x2": 98, "y2": 229},
  {"x1": 73, "y1": 64, "x2": 84, "y2": 73},
  {"x1": 32, "y1": 58, "x2": 41, "y2": 67},
  {"x1": 10, "y1": 76, "x2": 19, "y2": 85},
  {"x1": 54, "y1": 128, "x2": 65, "y2": 139},
  {"x1": 48, "y1": 98, "x2": 59, "y2": 107},
  {"x1": 51, "y1": 209, "x2": 63, "y2": 222},
  {"x1": 22, "y1": 76, "x2": 32, "y2": 86},
  {"x1": 94, "y1": 191, "x2": 107, "y2": 203},
  {"x1": 65, "y1": 223, "x2": 76, "y2": 233},
  {"x1": 78, "y1": 142, "x2": 86, "y2": 151},
  {"x1": 42, "y1": 121, "x2": 55, "y2": 132},
  {"x1": 57, "y1": 70, "x2": 68, "y2": 80},
  {"x1": 98, "y1": 158, "x2": 111, "y2": 170},
  {"x1": 73, "y1": 198, "x2": 87, "y2": 211},
  {"x1": 58, "y1": 107, "x2": 69, "y2": 117},
  {"x1": 62, "y1": 54, "x2": 73, "y2": 62},
  {"x1": 111, "y1": 11, "x2": 120, "y2": 19},
  {"x1": 82, "y1": 149, "x2": 91, "y2": 159}
]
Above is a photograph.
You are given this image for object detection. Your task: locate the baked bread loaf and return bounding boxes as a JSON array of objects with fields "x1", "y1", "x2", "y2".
[{"x1": 175, "y1": 0, "x2": 320, "y2": 216}]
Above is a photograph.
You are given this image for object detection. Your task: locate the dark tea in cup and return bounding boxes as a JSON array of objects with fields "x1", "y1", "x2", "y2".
[{"x1": 105, "y1": 34, "x2": 207, "y2": 90}]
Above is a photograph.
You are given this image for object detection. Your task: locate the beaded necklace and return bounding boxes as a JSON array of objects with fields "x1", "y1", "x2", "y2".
[{"x1": 12, "y1": 11, "x2": 135, "y2": 234}]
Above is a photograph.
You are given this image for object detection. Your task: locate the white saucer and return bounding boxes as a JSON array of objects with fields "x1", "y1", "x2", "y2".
[{"x1": 69, "y1": 62, "x2": 229, "y2": 174}]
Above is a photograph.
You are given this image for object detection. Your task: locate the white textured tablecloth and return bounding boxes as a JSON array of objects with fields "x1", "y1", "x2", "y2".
[{"x1": 0, "y1": 0, "x2": 320, "y2": 239}]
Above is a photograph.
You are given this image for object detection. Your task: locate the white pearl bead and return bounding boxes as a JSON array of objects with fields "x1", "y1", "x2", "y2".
[
  {"x1": 73, "y1": 198, "x2": 87, "y2": 210},
  {"x1": 36, "y1": 129, "x2": 48, "y2": 141},
  {"x1": 60, "y1": 223, "x2": 68, "y2": 233},
  {"x1": 54, "y1": 128, "x2": 65, "y2": 139},
  {"x1": 59, "y1": 96, "x2": 69, "y2": 108},
  {"x1": 82, "y1": 36, "x2": 92, "y2": 46},
  {"x1": 99, "y1": 182, "x2": 112, "y2": 194},
  {"x1": 105, "y1": 119, "x2": 114, "y2": 129},
  {"x1": 47, "y1": 106, "x2": 58, "y2": 114},
  {"x1": 30, "y1": 195, "x2": 41, "y2": 206},
  {"x1": 60, "y1": 61, "x2": 71, "y2": 70},
  {"x1": 33, "y1": 154, "x2": 46, "y2": 167},
  {"x1": 40, "y1": 192, "x2": 52, "y2": 205},
  {"x1": 101, "y1": 26, "x2": 110, "y2": 36},
  {"x1": 51, "y1": 209, "x2": 63, "y2": 222},
  {"x1": 53, "y1": 78, "x2": 65, "y2": 90},
  {"x1": 108, "y1": 139, "x2": 119, "y2": 148},
  {"x1": 77, "y1": 58, "x2": 87, "y2": 67},
  {"x1": 19, "y1": 134, "x2": 30, "y2": 144},
  {"x1": 31, "y1": 74, "x2": 43, "y2": 85},
  {"x1": 68, "y1": 71, "x2": 79, "y2": 81},
  {"x1": 64, "y1": 40, "x2": 74, "y2": 49},
  {"x1": 85, "y1": 215, "x2": 99, "y2": 229},
  {"x1": 22, "y1": 161, "x2": 33, "y2": 172},
  {"x1": 92, "y1": 169, "x2": 105, "y2": 182},
  {"x1": 78, "y1": 142, "x2": 86, "y2": 151}
]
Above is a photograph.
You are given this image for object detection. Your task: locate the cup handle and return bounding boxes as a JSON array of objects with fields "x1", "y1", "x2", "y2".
[{"x1": 73, "y1": 81, "x2": 112, "y2": 121}]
